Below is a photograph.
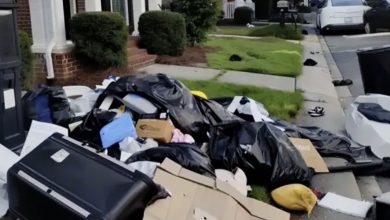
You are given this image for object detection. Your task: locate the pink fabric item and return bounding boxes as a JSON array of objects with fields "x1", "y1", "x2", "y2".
[{"x1": 171, "y1": 129, "x2": 195, "y2": 144}]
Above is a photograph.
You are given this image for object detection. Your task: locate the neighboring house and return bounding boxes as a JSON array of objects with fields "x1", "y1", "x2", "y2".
[
  {"x1": 16, "y1": 0, "x2": 161, "y2": 82},
  {"x1": 222, "y1": 0, "x2": 255, "y2": 19}
]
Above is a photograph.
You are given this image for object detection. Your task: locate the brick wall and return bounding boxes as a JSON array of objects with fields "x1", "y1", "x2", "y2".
[
  {"x1": 17, "y1": 0, "x2": 32, "y2": 36},
  {"x1": 33, "y1": 52, "x2": 81, "y2": 84},
  {"x1": 53, "y1": 52, "x2": 81, "y2": 81},
  {"x1": 76, "y1": 0, "x2": 86, "y2": 13}
]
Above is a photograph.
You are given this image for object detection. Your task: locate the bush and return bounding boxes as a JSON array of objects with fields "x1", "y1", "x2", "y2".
[
  {"x1": 297, "y1": 5, "x2": 312, "y2": 13},
  {"x1": 70, "y1": 12, "x2": 128, "y2": 68},
  {"x1": 19, "y1": 31, "x2": 33, "y2": 89},
  {"x1": 234, "y1": 6, "x2": 254, "y2": 25},
  {"x1": 139, "y1": 11, "x2": 186, "y2": 56},
  {"x1": 249, "y1": 24, "x2": 303, "y2": 40},
  {"x1": 172, "y1": 0, "x2": 219, "y2": 46}
]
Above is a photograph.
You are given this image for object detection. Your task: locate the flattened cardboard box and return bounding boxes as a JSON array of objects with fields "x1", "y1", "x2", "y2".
[
  {"x1": 289, "y1": 138, "x2": 329, "y2": 173},
  {"x1": 136, "y1": 119, "x2": 174, "y2": 143},
  {"x1": 143, "y1": 159, "x2": 290, "y2": 220}
]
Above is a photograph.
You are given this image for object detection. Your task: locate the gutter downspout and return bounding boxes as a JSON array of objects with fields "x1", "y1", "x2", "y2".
[{"x1": 45, "y1": 0, "x2": 57, "y2": 79}]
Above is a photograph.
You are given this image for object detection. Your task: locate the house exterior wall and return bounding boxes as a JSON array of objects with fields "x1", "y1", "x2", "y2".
[{"x1": 17, "y1": 0, "x2": 32, "y2": 36}]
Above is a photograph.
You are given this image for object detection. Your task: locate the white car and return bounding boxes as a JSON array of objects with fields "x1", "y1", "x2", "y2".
[{"x1": 316, "y1": 0, "x2": 371, "y2": 33}]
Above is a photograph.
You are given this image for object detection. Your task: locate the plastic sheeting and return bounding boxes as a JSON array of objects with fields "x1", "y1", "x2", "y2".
[
  {"x1": 274, "y1": 120, "x2": 370, "y2": 162},
  {"x1": 209, "y1": 121, "x2": 314, "y2": 188},
  {"x1": 358, "y1": 103, "x2": 390, "y2": 124},
  {"x1": 125, "y1": 143, "x2": 215, "y2": 177}
]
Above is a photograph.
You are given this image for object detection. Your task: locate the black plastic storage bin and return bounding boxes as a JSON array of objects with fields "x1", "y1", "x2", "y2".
[
  {"x1": 357, "y1": 46, "x2": 390, "y2": 96},
  {"x1": 7, "y1": 133, "x2": 160, "y2": 220},
  {"x1": 0, "y1": 0, "x2": 25, "y2": 150}
]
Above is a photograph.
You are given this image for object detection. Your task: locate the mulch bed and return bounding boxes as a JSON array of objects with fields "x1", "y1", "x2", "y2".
[{"x1": 156, "y1": 45, "x2": 213, "y2": 67}]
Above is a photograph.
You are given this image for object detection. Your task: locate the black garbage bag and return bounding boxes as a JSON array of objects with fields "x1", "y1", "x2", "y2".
[
  {"x1": 48, "y1": 87, "x2": 73, "y2": 125},
  {"x1": 273, "y1": 119, "x2": 370, "y2": 162},
  {"x1": 70, "y1": 109, "x2": 117, "y2": 150},
  {"x1": 358, "y1": 103, "x2": 390, "y2": 124},
  {"x1": 195, "y1": 97, "x2": 242, "y2": 125},
  {"x1": 125, "y1": 143, "x2": 215, "y2": 177},
  {"x1": 22, "y1": 86, "x2": 73, "y2": 129},
  {"x1": 209, "y1": 121, "x2": 314, "y2": 188},
  {"x1": 22, "y1": 88, "x2": 53, "y2": 130},
  {"x1": 95, "y1": 74, "x2": 209, "y2": 142}
]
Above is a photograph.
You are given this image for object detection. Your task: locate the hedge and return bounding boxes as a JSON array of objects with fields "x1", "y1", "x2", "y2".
[
  {"x1": 70, "y1": 12, "x2": 128, "y2": 68},
  {"x1": 139, "y1": 11, "x2": 186, "y2": 56},
  {"x1": 19, "y1": 31, "x2": 33, "y2": 89}
]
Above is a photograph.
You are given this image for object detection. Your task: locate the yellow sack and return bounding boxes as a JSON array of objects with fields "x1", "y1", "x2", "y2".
[
  {"x1": 191, "y1": 90, "x2": 208, "y2": 99},
  {"x1": 271, "y1": 184, "x2": 317, "y2": 214}
]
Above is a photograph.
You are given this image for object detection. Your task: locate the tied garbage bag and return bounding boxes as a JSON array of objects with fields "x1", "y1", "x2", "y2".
[
  {"x1": 271, "y1": 184, "x2": 317, "y2": 214},
  {"x1": 125, "y1": 143, "x2": 215, "y2": 177},
  {"x1": 209, "y1": 121, "x2": 313, "y2": 187},
  {"x1": 95, "y1": 74, "x2": 209, "y2": 142},
  {"x1": 48, "y1": 87, "x2": 73, "y2": 125}
]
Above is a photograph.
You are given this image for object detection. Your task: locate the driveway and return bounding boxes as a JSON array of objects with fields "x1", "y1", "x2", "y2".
[{"x1": 324, "y1": 32, "x2": 390, "y2": 97}]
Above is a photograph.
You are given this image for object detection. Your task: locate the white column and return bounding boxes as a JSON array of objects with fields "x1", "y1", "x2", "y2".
[
  {"x1": 132, "y1": 0, "x2": 146, "y2": 36},
  {"x1": 29, "y1": 0, "x2": 70, "y2": 53},
  {"x1": 148, "y1": 0, "x2": 162, "y2": 11},
  {"x1": 85, "y1": 0, "x2": 102, "y2": 12}
]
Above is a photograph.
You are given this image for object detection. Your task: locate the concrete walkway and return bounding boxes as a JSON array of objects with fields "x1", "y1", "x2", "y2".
[{"x1": 139, "y1": 64, "x2": 296, "y2": 92}]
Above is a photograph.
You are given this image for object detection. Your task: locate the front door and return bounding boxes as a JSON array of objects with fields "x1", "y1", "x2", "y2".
[{"x1": 102, "y1": 0, "x2": 134, "y2": 33}]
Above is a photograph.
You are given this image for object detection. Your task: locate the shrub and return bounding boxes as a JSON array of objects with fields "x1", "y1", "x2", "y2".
[
  {"x1": 70, "y1": 12, "x2": 128, "y2": 68},
  {"x1": 19, "y1": 31, "x2": 33, "y2": 89},
  {"x1": 249, "y1": 24, "x2": 303, "y2": 40},
  {"x1": 139, "y1": 11, "x2": 186, "y2": 56},
  {"x1": 297, "y1": 5, "x2": 312, "y2": 13},
  {"x1": 172, "y1": 0, "x2": 219, "y2": 46},
  {"x1": 234, "y1": 6, "x2": 254, "y2": 25}
]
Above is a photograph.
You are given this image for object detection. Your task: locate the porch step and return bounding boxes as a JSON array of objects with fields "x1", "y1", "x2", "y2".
[
  {"x1": 127, "y1": 37, "x2": 156, "y2": 71},
  {"x1": 128, "y1": 53, "x2": 157, "y2": 66}
]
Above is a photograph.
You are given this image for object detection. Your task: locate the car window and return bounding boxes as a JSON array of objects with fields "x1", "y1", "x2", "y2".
[
  {"x1": 366, "y1": 0, "x2": 389, "y2": 7},
  {"x1": 331, "y1": 0, "x2": 363, "y2": 6}
]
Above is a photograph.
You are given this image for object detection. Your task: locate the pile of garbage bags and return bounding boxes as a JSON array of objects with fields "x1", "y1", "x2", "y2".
[{"x1": 22, "y1": 74, "x2": 372, "y2": 187}]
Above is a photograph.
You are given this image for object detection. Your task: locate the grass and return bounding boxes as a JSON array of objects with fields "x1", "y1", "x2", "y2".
[
  {"x1": 212, "y1": 24, "x2": 303, "y2": 40},
  {"x1": 248, "y1": 185, "x2": 271, "y2": 203},
  {"x1": 181, "y1": 79, "x2": 304, "y2": 120},
  {"x1": 204, "y1": 37, "x2": 303, "y2": 77}
]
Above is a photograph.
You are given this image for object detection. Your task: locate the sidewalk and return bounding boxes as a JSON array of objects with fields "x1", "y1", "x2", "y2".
[{"x1": 139, "y1": 64, "x2": 296, "y2": 92}]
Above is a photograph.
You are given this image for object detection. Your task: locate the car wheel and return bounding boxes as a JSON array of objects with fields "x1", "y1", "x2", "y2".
[{"x1": 365, "y1": 22, "x2": 376, "y2": 34}]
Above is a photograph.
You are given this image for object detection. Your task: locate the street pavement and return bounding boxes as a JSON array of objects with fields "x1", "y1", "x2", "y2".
[{"x1": 324, "y1": 32, "x2": 390, "y2": 97}]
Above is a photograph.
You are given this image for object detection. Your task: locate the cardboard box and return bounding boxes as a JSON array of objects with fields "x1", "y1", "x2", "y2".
[
  {"x1": 143, "y1": 159, "x2": 290, "y2": 220},
  {"x1": 136, "y1": 119, "x2": 174, "y2": 143},
  {"x1": 289, "y1": 138, "x2": 329, "y2": 173}
]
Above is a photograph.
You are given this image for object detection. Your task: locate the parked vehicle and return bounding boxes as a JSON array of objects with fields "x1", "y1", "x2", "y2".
[
  {"x1": 316, "y1": 0, "x2": 371, "y2": 34},
  {"x1": 364, "y1": 0, "x2": 390, "y2": 33}
]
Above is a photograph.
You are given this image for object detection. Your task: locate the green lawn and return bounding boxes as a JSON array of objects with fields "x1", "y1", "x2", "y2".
[
  {"x1": 204, "y1": 37, "x2": 303, "y2": 77},
  {"x1": 212, "y1": 25, "x2": 303, "y2": 40},
  {"x1": 181, "y1": 79, "x2": 304, "y2": 120}
]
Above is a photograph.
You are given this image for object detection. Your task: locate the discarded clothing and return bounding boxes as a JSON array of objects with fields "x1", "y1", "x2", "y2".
[
  {"x1": 171, "y1": 129, "x2": 195, "y2": 144},
  {"x1": 22, "y1": 88, "x2": 53, "y2": 128},
  {"x1": 229, "y1": 54, "x2": 242, "y2": 61},
  {"x1": 358, "y1": 103, "x2": 390, "y2": 124},
  {"x1": 303, "y1": 58, "x2": 318, "y2": 66},
  {"x1": 126, "y1": 143, "x2": 215, "y2": 177},
  {"x1": 209, "y1": 121, "x2": 314, "y2": 187}
]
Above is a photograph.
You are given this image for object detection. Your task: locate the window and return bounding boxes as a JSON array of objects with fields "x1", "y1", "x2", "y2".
[
  {"x1": 331, "y1": 0, "x2": 363, "y2": 6},
  {"x1": 111, "y1": 0, "x2": 130, "y2": 25}
]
